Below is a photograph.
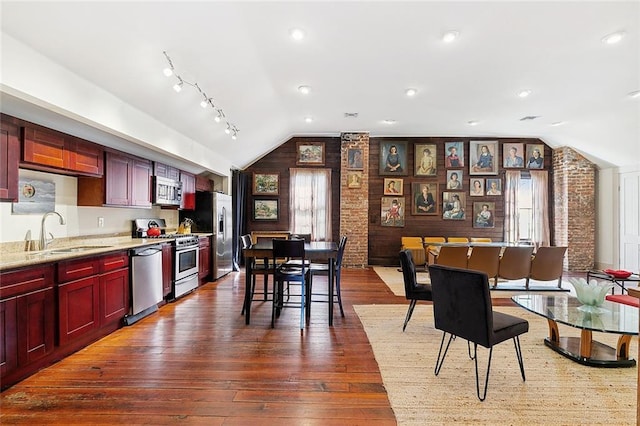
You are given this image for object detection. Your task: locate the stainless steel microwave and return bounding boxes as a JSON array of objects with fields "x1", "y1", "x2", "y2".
[{"x1": 153, "y1": 176, "x2": 182, "y2": 206}]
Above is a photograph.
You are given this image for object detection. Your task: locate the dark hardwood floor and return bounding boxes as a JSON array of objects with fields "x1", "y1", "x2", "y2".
[{"x1": 0, "y1": 267, "x2": 516, "y2": 424}]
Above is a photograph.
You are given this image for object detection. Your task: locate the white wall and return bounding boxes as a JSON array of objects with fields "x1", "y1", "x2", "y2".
[
  {"x1": 0, "y1": 169, "x2": 178, "y2": 244},
  {"x1": 595, "y1": 167, "x2": 617, "y2": 269}
]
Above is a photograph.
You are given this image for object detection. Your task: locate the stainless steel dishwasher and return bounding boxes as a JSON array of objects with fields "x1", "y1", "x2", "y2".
[{"x1": 125, "y1": 245, "x2": 164, "y2": 325}]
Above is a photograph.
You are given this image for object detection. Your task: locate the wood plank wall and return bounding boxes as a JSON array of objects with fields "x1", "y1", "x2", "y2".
[{"x1": 244, "y1": 135, "x2": 553, "y2": 266}]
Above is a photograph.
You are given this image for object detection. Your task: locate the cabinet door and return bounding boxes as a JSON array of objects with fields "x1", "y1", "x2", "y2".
[
  {"x1": 17, "y1": 287, "x2": 55, "y2": 366},
  {"x1": 100, "y1": 268, "x2": 129, "y2": 327},
  {"x1": 180, "y1": 171, "x2": 196, "y2": 210},
  {"x1": 195, "y1": 175, "x2": 212, "y2": 192},
  {"x1": 162, "y1": 243, "x2": 173, "y2": 298},
  {"x1": 199, "y1": 237, "x2": 211, "y2": 282},
  {"x1": 0, "y1": 298, "x2": 18, "y2": 377},
  {"x1": 131, "y1": 159, "x2": 152, "y2": 207},
  {"x1": 154, "y1": 162, "x2": 180, "y2": 181},
  {"x1": 105, "y1": 152, "x2": 132, "y2": 206},
  {"x1": 22, "y1": 126, "x2": 66, "y2": 169},
  {"x1": 68, "y1": 137, "x2": 104, "y2": 176},
  {"x1": 0, "y1": 119, "x2": 20, "y2": 201},
  {"x1": 58, "y1": 276, "x2": 100, "y2": 346}
]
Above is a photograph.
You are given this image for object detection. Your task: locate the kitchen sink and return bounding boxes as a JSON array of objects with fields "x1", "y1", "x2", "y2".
[{"x1": 27, "y1": 245, "x2": 113, "y2": 256}]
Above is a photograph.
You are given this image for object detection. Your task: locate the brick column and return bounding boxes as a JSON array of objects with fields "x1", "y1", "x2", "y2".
[
  {"x1": 340, "y1": 132, "x2": 369, "y2": 268},
  {"x1": 553, "y1": 147, "x2": 596, "y2": 271}
]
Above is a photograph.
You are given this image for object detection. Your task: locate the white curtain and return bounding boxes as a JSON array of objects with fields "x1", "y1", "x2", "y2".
[
  {"x1": 530, "y1": 170, "x2": 550, "y2": 247},
  {"x1": 289, "y1": 168, "x2": 332, "y2": 241},
  {"x1": 504, "y1": 171, "x2": 520, "y2": 243}
]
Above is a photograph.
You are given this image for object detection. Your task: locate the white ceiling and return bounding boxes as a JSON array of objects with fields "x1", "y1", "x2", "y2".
[{"x1": 1, "y1": 1, "x2": 639, "y2": 171}]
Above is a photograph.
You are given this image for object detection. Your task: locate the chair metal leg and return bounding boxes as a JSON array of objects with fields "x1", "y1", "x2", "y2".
[
  {"x1": 434, "y1": 332, "x2": 455, "y2": 375},
  {"x1": 402, "y1": 299, "x2": 418, "y2": 331},
  {"x1": 513, "y1": 336, "x2": 526, "y2": 381},
  {"x1": 473, "y1": 343, "x2": 493, "y2": 402},
  {"x1": 335, "y1": 270, "x2": 345, "y2": 317}
]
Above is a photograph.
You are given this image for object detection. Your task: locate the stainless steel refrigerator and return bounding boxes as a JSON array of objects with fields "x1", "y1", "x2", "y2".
[{"x1": 183, "y1": 192, "x2": 233, "y2": 280}]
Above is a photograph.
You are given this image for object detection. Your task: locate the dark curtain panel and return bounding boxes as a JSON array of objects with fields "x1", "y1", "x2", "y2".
[{"x1": 232, "y1": 169, "x2": 249, "y2": 269}]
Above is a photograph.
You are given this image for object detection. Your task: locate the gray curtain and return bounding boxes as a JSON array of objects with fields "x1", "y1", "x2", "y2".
[{"x1": 232, "y1": 169, "x2": 249, "y2": 269}]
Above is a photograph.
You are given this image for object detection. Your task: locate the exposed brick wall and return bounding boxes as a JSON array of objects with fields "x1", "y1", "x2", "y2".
[
  {"x1": 340, "y1": 132, "x2": 369, "y2": 268},
  {"x1": 553, "y1": 147, "x2": 596, "y2": 271}
]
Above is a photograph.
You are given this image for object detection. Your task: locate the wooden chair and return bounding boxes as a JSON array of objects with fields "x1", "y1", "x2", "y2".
[
  {"x1": 401, "y1": 237, "x2": 426, "y2": 269},
  {"x1": 527, "y1": 246, "x2": 567, "y2": 288},
  {"x1": 434, "y1": 246, "x2": 469, "y2": 269},
  {"x1": 272, "y1": 239, "x2": 309, "y2": 331},
  {"x1": 399, "y1": 249, "x2": 432, "y2": 331},
  {"x1": 424, "y1": 237, "x2": 446, "y2": 265},
  {"x1": 308, "y1": 236, "x2": 348, "y2": 320},
  {"x1": 429, "y1": 264, "x2": 529, "y2": 401},
  {"x1": 240, "y1": 234, "x2": 273, "y2": 315},
  {"x1": 467, "y1": 246, "x2": 502, "y2": 286},
  {"x1": 447, "y1": 237, "x2": 470, "y2": 243},
  {"x1": 497, "y1": 246, "x2": 535, "y2": 289}
]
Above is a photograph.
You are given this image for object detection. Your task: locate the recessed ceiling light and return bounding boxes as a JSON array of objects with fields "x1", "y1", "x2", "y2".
[
  {"x1": 442, "y1": 31, "x2": 459, "y2": 43},
  {"x1": 163, "y1": 67, "x2": 173, "y2": 77},
  {"x1": 551, "y1": 121, "x2": 565, "y2": 126},
  {"x1": 383, "y1": 119, "x2": 396, "y2": 125},
  {"x1": 297, "y1": 85, "x2": 311, "y2": 95},
  {"x1": 304, "y1": 116, "x2": 313, "y2": 123},
  {"x1": 602, "y1": 31, "x2": 625, "y2": 44},
  {"x1": 517, "y1": 89, "x2": 532, "y2": 98},
  {"x1": 289, "y1": 28, "x2": 305, "y2": 41},
  {"x1": 467, "y1": 120, "x2": 479, "y2": 126},
  {"x1": 405, "y1": 88, "x2": 418, "y2": 97},
  {"x1": 628, "y1": 90, "x2": 640, "y2": 99}
]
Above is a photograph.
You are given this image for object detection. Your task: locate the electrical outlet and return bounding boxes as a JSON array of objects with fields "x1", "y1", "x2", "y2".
[{"x1": 98, "y1": 217, "x2": 105, "y2": 228}]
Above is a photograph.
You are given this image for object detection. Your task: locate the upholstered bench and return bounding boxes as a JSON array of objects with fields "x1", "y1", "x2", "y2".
[{"x1": 605, "y1": 294, "x2": 639, "y2": 308}]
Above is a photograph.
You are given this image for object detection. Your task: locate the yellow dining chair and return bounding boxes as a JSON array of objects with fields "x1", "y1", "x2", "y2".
[
  {"x1": 401, "y1": 237, "x2": 426, "y2": 269},
  {"x1": 424, "y1": 237, "x2": 446, "y2": 265},
  {"x1": 470, "y1": 237, "x2": 493, "y2": 243},
  {"x1": 447, "y1": 237, "x2": 470, "y2": 243}
]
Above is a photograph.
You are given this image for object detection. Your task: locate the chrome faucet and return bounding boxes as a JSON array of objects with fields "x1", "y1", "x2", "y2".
[{"x1": 39, "y1": 211, "x2": 66, "y2": 251}]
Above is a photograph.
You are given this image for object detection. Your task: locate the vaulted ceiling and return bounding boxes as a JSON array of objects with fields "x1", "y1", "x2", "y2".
[{"x1": 1, "y1": 1, "x2": 638, "y2": 174}]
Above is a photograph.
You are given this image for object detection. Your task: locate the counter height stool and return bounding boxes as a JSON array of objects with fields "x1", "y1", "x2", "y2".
[{"x1": 272, "y1": 239, "x2": 309, "y2": 331}]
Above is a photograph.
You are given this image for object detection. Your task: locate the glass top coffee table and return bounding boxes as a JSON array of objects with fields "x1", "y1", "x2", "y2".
[{"x1": 512, "y1": 294, "x2": 638, "y2": 367}]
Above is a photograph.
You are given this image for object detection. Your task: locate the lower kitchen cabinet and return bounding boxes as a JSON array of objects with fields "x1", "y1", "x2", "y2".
[
  {"x1": 58, "y1": 275, "x2": 100, "y2": 345},
  {"x1": 0, "y1": 265, "x2": 55, "y2": 385},
  {"x1": 199, "y1": 236, "x2": 211, "y2": 284},
  {"x1": 162, "y1": 243, "x2": 173, "y2": 298},
  {"x1": 100, "y1": 268, "x2": 129, "y2": 327}
]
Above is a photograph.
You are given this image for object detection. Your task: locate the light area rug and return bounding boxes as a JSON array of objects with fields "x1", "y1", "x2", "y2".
[
  {"x1": 373, "y1": 266, "x2": 573, "y2": 299},
  {"x1": 354, "y1": 304, "x2": 637, "y2": 425}
]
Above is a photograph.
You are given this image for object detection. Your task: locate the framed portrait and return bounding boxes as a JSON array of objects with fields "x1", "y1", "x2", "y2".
[
  {"x1": 469, "y1": 140, "x2": 498, "y2": 175},
  {"x1": 473, "y1": 202, "x2": 495, "y2": 228},
  {"x1": 444, "y1": 141, "x2": 464, "y2": 168},
  {"x1": 379, "y1": 141, "x2": 408, "y2": 176},
  {"x1": 252, "y1": 173, "x2": 279, "y2": 195},
  {"x1": 253, "y1": 199, "x2": 279, "y2": 221},
  {"x1": 296, "y1": 141, "x2": 325, "y2": 166},
  {"x1": 381, "y1": 196, "x2": 405, "y2": 227},
  {"x1": 347, "y1": 171, "x2": 362, "y2": 188},
  {"x1": 414, "y1": 143, "x2": 437, "y2": 176},
  {"x1": 411, "y1": 182, "x2": 438, "y2": 215},
  {"x1": 383, "y1": 178, "x2": 403, "y2": 195},
  {"x1": 442, "y1": 191, "x2": 466, "y2": 220},
  {"x1": 347, "y1": 148, "x2": 364, "y2": 170},
  {"x1": 503, "y1": 142, "x2": 525, "y2": 168},
  {"x1": 469, "y1": 178, "x2": 485, "y2": 196},
  {"x1": 486, "y1": 178, "x2": 502, "y2": 196},
  {"x1": 526, "y1": 143, "x2": 545, "y2": 169},
  {"x1": 445, "y1": 170, "x2": 464, "y2": 190}
]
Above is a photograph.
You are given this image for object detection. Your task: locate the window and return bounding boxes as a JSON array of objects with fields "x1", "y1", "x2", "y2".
[
  {"x1": 505, "y1": 170, "x2": 550, "y2": 246},
  {"x1": 289, "y1": 168, "x2": 331, "y2": 241},
  {"x1": 517, "y1": 176, "x2": 533, "y2": 242}
]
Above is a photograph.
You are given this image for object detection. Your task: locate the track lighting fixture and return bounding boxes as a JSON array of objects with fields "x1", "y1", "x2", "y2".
[{"x1": 162, "y1": 50, "x2": 238, "y2": 139}]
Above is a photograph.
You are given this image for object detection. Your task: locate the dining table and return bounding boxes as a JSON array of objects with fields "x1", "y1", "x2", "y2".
[{"x1": 242, "y1": 240, "x2": 339, "y2": 326}]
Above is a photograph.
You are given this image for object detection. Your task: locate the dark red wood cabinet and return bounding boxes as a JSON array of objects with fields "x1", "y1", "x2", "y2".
[
  {"x1": 78, "y1": 151, "x2": 152, "y2": 208},
  {"x1": 180, "y1": 171, "x2": 196, "y2": 210},
  {"x1": 199, "y1": 236, "x2": 211, "y2": 284},
  {"x1": 22, "y1": 126, "x2": 103, "y2": 176},
  {"x1": 58, "y1": 275, "x2": 101, "y2": 345},
  {"x1": 0, "y1": 118, "x2": 20, "y2": 201},
  {"x1": 0, "y1": 265, "x2": 55, "y2": 381},
  {"x1": 195, "y1": 175, "x2": 212, "y2": 192},
  {"x1": 154, "y1": 162, "x2": 180, "y2": 181},
  {"x1": 161, "y1": 243, "x2": 173, "y2": 298}
]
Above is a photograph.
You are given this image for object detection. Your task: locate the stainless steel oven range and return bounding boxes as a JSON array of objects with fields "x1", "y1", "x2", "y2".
[{"x1": 132, "y1": 218, "x2": 200, "y2": 300}]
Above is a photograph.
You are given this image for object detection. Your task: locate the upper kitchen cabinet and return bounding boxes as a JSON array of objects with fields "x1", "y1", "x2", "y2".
[
  {"x1": 195, "y1": 175, "x2": 213, "y2": 192},
  {"x1": 180, "y1": 170, "x2": 196, "y2": 210},
  {"x1": 22, "y1": 125, "x2": 103, "y2": 176},
  {"x1": 0, "y1": 118, "x2": 20, "y2": 201},
  {"x1": 77, "y1": 151, "x2": 152, "y2": 208},
  {"x1": 154, "y1": 162, "x2": 180, "y2": 181}
]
